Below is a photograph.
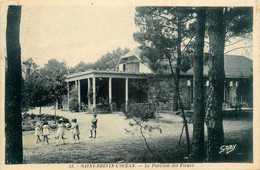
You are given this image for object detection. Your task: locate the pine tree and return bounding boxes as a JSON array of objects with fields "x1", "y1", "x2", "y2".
[{"x1": 192, "y1": 8, "x2": 206, "y2": 162}]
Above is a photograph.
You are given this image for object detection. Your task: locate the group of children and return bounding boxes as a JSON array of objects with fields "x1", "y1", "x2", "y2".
[{"x1": 35, "y1": 114, "x2": 98, "y2": 146}]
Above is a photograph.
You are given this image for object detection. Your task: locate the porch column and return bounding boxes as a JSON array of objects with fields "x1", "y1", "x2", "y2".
[
  {"x1": 109, "y1": 77, "x2": 112, "y2": 111},
  {"x1": 88, "y1": 78, "x2": 91, "y2": 107},
  {"x1": 93, "y1": 77, "x2": 96, "y2": 108},
  {"x1": 75, "y1": 80, "x2": 78, "y2": 89},
  {"x1": 67, "y1": 82, "x2": 70, "y2": 110},
  {"x1": 125, "y1": 78, "x2": 128, "y2": 110},
  {"x1": 78, "y1": 80, "x2": 81, "y2": 111}
]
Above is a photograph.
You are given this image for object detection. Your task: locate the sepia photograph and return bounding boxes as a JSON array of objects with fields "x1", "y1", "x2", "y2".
[{"x1": 0, "y1": 0, "x2": 259, "y2": 169}]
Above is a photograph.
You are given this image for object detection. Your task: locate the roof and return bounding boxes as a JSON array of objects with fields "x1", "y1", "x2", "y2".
[
  {"x1": 119, "y1": 47, "x2": 142, "y2": 64},
  {"x1": 67, "y1": 52, "x2": 252, "y2": 82},
  {"x1": 66, "y1": 70, "x2": 148, "y2": 82},
  {"x1": 184, "y1": 55, "x2": 252, "y2": 78},
  {"x1": 119, "y1": 48, "x2": 252, "y2": 78}
]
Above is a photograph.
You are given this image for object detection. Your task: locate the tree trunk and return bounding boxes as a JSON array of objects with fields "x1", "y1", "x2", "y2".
[
  {"x1": 5, "y1": 5, "x2": 23, "y2": 164},
  {"x1": 177, "y1": 87, "x2": 191, "y2": 155},
  {"x1": 39, "y1": 106, "x2": 42, "y2": 120},
  {"x1": 206, "y1": 7, "x2": 225, "y2": 162},
  {"x1": 173, "y1": 66, "x2": 180, "y2": 111},
  {"x1": 173, "y1": 12, "x2": 182, "y2": 111},
  {"x1": 54, "y1": 101, "x2": 57, "y2": 124},
  {"x1": 192, "y1": 8, "x2": 206, "y2": 162},
  {"x1": 167, "y1": 55, "x2": 191, "y2": 156}
]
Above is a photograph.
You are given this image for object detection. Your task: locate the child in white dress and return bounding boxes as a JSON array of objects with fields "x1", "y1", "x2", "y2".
[
  {"x1": 42, "y1": 122, "x2": 51, "y2": 144},
  {"x1": 35, "y1": 122, "x2": 42, "y2": 143},
  {"x1": 71, "y1": 118, "x2": 80, "y2": 144},
  {"x1": 55, "y1": 118, "x2": 66, "y2": 146}
]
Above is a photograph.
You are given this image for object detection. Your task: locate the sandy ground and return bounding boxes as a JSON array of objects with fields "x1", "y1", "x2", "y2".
[{"x1": 22, "y1": 107, "x2": 253, "y2": 163}]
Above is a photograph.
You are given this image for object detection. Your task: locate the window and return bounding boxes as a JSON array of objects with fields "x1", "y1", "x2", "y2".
[
  {"x1": 123, "y1": 64, "x2": 126, "y2": 72},
  {"x1": 125, "y1": 62, "x2": 140, "y2": 73}
]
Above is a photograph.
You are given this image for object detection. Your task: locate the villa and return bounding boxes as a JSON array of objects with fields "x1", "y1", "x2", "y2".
[{"x1": 65, "y1": 48, "x2": 253, "y2": 111}]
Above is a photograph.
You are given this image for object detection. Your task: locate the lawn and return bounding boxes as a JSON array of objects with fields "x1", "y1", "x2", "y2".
[{"x1": 22, "y1": 107, "x2": 253, "y2": 163}]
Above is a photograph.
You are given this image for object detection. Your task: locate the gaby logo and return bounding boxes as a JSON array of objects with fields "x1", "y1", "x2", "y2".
[{"x1": 219, "y1": 144, "x2": 237, "y2": 154}]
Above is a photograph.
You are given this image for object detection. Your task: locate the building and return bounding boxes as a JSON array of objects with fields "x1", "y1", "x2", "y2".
[{"x1": 65, "y1": 47, "x2": 253, "y2": 111}]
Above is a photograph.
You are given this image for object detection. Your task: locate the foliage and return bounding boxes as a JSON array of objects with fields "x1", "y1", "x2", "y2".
[
  {"x1": 224, "y1": 7, "x2": 253, "y2": 39},
  {"x1": 96, "y1": 97, "x2": 111, "y2": 113},
  {"x1": 124, "y1": 102, "x2": 155, "y2": 121},
  {"x1": 22, "y1": 58, "x2": 50, "y2": 112},
  {"x1": 133, "y1": 7, "x2": 196, "y2": 73},
  {"x1": 22, "y1": 58, "x2": 68, "y2": 112},
  {"x1": 22, "y1": 113, "x2": 71, "y2": 131},
  {"x1": 147, "y1": 75, "x2": 174, "y2": 104},
  {"x1": 124, "y1": 101, "x2": 162, "y2": 159},
  {"x1": 69, "y1": 87, "x2": 79, "y2": 112},
  {"x1": 94, "y1": 47, "x2": 130, "y2": 70},
  {"x1": 69, "y1": 47, "x2": 130, "y2": 74},
  {"x1": 69, "y1": 61, "x2": 94, "y2": 74},
  {"x1": 41, "y1": 59, "x2": 68, "y2": 105}
]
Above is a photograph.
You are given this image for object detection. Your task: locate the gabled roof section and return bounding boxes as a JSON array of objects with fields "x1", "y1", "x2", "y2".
[
  {"x1": 119, "y1": 47, "x2": 142, "y2": 64},
  {"x1": 184, "y1": 55, "x2": 252, "y2": 78}
]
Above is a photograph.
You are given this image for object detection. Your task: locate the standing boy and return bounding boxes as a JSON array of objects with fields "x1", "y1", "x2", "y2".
[{"x1": 90, "y1": 114, "x2": 98, "y2": 139}]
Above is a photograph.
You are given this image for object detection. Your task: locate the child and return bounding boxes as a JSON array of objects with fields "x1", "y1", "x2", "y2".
[
  {"x1": 90, "y1": 114, "x2": 98, "y2": 139},
  {"x1": 71, "y1": 118, "x2": 80, "y2": 143},
  {"x1": 35, "y1": 122, "x2": 42, "y2": 143},
  {"x1": 42, "y1": 121, "x2": 51, "y2": 144},
  {"x1": 55, "y1": 118, "x2": 66, "y2": 146}
]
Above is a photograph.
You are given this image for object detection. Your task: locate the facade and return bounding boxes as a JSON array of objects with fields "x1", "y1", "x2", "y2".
[
  {"x1": 65, "y1": 47, "x2": 253, "y2": 111},
  {"x1": 65, "y1": 70, "x2": 148, "y2": 111}
]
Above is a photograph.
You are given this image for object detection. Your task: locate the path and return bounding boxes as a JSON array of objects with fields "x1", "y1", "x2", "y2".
[{"x1": 23, "y1": 107, "x2": 253, "y2": 163}]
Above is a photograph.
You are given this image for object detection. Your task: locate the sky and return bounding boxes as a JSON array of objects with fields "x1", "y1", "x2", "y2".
[
  {"x1": 16, "y1": 5, "x2": 252, "y2": 68},
  {"x1": 20, "y1": 5, "x2": 139, "y2": 67}
]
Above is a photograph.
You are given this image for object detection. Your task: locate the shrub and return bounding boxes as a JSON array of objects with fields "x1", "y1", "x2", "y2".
[
  {"x1": 69, "y1": 88, "x2": 79, "y2": 112},
  {"x1": 69, "y1": 98, "x2": 79, "y2": 112},
  {"x1": 96, "y1": 97, "x2": 111, "y2": 113},
  {"x1": 30, "y1": 113, "x2": 36, "y2": 119},
  {"x1": 23, "y1": 113, "x2": 30, "y2": 119},
  {"x1": 124, "y1": 102, "x2": 155, "y2": 121}
]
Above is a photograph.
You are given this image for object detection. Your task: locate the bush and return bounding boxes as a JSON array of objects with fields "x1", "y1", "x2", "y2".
[
  {"x1": 30, "y1": 113, "x2": 36, "y2": 119},
  {"x1": 69, "y1": 98, "x2": 79, "y2": 112},
  {"x1": 124, "y1": 103, "x2": 155, "y2": 121},
  {"x1": 69, "y1": 88, "x2": 79, "y2": 112},
  {"x1": 23, "y1": 113, "x2": 30, "y2": 119},
  {"x1": 96, "y1": 103, "x2": 111, "y2": 113}
]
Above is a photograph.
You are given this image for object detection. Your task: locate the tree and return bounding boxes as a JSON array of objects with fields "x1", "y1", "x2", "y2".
[
  {"x1": 191, "y1": 8, "x2": 206, "y2": 162},
  {"x1": 206, "y1": 7, "x2": 225, "y2": 162},
  {"x1": 41, "y1": 59, "x2": 68, "y2": 122},
  {"x1": 134, "y1": 6, "x2": 197, "y2": 155},
  {"x1": 134, "y1": 7, "x2": 196, "y2": 111},
  {"x1": 72, "y1": 61, "x2": 92, "y2": 73},
  {"x1": 22, "y1": 58, "x2": 49, "y2": 117},
  {"x1": 205, "y1": 7, "x2": 253, "y2": 162},
  {"x1": 94, "y1": 47, "x2": 130, "y2": 70},
  {"x1": 69, "y1": 47, "x2": 130, "y2": 74},
  {"x1": 224, "y1": 7, "x2": 253, "y2": 41},
  {"x1": 5, "y1": 5, "x2": 23, "y2": 164},
  {"x1": 21, "y1": 58, "x2": 38, "y2": 112}
]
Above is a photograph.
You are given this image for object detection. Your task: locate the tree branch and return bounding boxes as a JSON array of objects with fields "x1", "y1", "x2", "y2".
[
  {"x1": 224, "y1": 46, "x2": 252, "y2": 54},
  {"x1": 225, "y1": 38, "x2": 247, "y2": 47},
  {"x1": 181, "y1": 35, "x2": 196, "y2": 55},
  {"x1": 132, "y1": 117, "x2": 163, "y2": 160}
]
